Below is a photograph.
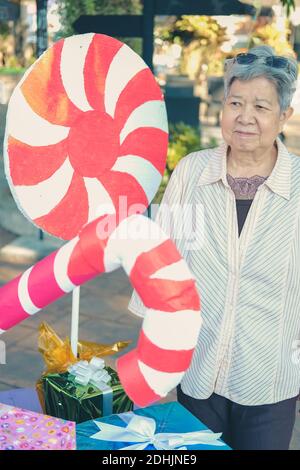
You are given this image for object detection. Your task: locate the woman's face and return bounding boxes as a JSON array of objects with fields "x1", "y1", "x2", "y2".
[{"x1": 221, "y1": 76, "x2": 292, "y2": 154}]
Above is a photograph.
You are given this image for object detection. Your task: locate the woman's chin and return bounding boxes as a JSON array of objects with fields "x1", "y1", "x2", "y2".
[{"x1": 231, "y1": 136, "x2": 259, "y2": 151}]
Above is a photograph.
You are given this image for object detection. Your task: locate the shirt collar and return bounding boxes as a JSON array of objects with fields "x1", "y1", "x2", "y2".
[{"x1": 196, "y1": 137, "x2": 291, "y2": 200}]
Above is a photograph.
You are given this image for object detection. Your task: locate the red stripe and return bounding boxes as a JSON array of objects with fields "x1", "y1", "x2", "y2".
[
  {"x1": 114, "y1": 68, "x2": 163, "y2": 130},
  {"x1": 119, "y1": 127, "x2": 168, "y2": 175},
  {"x1": 8, "y1": 136, "x2": 68, "y2": 186},
  {"x1": 116, "y1": 349, "x2": 162, "y2": 407},
  {"x1": 78, "y1": 217, "x2": 109, "y2": 272},
  {"x1": 98, "y1": 171, "x2": 148, "y2": 217},
  {"x1": 131, "y1": 240, "x2": 182, "y2": 278},
  {"x1": 34, "y1": 173, "x2": 89, "y2": 240},
  {"x1": 137, "y1": 329, "x2": 194, "y2": 373},
  {"x1": 21, "y1": 39, "x2": 82, "y2": 126},
  {"x1": 132, "y1": 277, "x2": 200, "y2": 312},
  {"x1": 67, "y1": 231, "x2": 103, "y2": 285},
  {"x1": 68, "y1": 215, "x2": 118, "y2": 284},
  {"x1": 84, "y1": 34, "x2": 123, "y2": 113},
  {"x1": 0, "y1": 276, "x2": 30, "y2": 330},
  {"x1": 130, "y1": 240, "x2": 200, "y2": 311},
  {"x1": 28, "y1": 252, "x2": 65, "y2": 308}
]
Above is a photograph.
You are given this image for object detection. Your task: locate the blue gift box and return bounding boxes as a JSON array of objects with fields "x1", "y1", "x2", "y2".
[{"x1": 76, "y1": 401, "x2": 231, "y2": 450}]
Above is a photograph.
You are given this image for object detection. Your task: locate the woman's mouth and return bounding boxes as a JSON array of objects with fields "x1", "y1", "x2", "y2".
[{"x1": 235, "y1": 130, "x2": 257, "y2": 137}]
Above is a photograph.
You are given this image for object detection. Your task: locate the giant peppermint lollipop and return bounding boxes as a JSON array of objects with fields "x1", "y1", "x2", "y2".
[{"x1": 4, "y1": 33, "x2": 168, "y2": 240}]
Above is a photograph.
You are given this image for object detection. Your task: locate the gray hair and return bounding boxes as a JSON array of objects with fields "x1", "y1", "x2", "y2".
[{"x1": 224, "y1": 45, "x2": 298, "y2": 112}]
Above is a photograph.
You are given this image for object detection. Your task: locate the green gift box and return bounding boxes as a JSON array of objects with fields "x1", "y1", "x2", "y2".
[
  {"x1": 36, "y1": 322, "x2": 133, "y2": 423},
  {"x1": 40, "y1": 366, "x2": 133, "y2": 424}
]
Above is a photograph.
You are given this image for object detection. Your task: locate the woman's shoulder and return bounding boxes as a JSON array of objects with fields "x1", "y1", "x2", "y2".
[
  {"x1": 288, "y1": 151, "x2": 300, "y2": 179},
  {"x1": 175, "y1": 146, "x2": 217, "y2": 180},
  {"x1": 289, "y1": 151, "x2": 300, "y2": 164}
]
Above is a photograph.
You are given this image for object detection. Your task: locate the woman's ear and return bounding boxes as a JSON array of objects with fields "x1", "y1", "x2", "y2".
[
  {"x1": 279, "y1": 106, "x2": 293, "y2": 131},
  {"x1": 281, "y1": 106, "x2": 293, "y2": 122}
]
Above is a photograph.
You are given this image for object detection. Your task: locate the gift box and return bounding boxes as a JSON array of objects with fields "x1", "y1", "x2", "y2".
[
  {"x1": 41, "y1": 365, "x2": 133, "y2": 424},
  {"x1": 76, "y1": 401, "x2": 232, "y2": 450},
  {"x1": 0, "y1": 402, "x2": 76, "y2": 450},
  {"x1": 36, "y1": 322, "x2": 133, "y2": 423}
]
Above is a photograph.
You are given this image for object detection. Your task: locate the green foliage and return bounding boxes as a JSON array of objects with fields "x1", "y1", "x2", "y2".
[
  {"x1": 166, "y1": 15, "x2": 227, "y2": 48},
  {"x1": 152, "y1": 122, "x2": 217, "y2": 204},
  {"x1": 0, "y1": 52, "x2": 28, "y2": 70},
  {"x1": 56, "y1": 0, "x2": 142, "y2": 37},
  {"x1": 280, "y1": 0, "x2": 295, "y2": 17},
  {"x1": 0, "y1": 21, "x2": 10, "y2": 38},
  {"x1": 55, "y1": 0, "x2": 142, "y2": 53},
  {"x1": 0, "y1": 21, "x2": 11, "y2": 67},
  {"x1": 167, "y1": 122, "x2": 201, "y2": 172},
  {"x1": 0, "y1": 67, "x2": 26, "y2": 75},
  {"x1": 250, "y1": 22, "x2": 294, "y2": 56},
  {"x1": 158, "y1": 15, "x2": 227, "y2": 82}
]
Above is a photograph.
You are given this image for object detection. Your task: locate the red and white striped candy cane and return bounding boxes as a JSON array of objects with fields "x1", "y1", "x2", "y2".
[{"x1": 0, "y1": 215, "x2": 201, "y2": 406}]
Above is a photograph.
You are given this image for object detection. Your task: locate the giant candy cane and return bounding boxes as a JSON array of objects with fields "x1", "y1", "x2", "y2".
[{"x1": 0, "y1": 214, "x2": 201, "y2": 407}]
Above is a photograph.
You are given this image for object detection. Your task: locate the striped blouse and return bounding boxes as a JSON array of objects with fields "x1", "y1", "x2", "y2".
[{"x1": 128, "y1": 137, "x2": 300, "y2": 406}]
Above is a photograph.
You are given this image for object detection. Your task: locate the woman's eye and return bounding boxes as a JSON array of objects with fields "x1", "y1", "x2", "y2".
[
  {"x1": 231, "y1": 102, "x2": 241, "y2": 107},
  {"x1": 256, "y1": 105, "x2": 266, "y2": 110}
]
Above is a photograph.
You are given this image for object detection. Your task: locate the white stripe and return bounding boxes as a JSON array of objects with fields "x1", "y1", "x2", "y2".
[
  {"x1": 54, "y1": 237, "x2": 79, "y2": 292},
  {"x1": 150, "y1": 259, "x2": 194, "y2": 281},
  {"x1": 138, "y1": 360, "x2": 184, "y2": 396},
  {"x1": 120, "y1": 101, "x2": 168, "y2": 144},
  {"x1": 143, "y1": 310, "x2": 202, "y2": 350},
  {"x1": 104, "y1": 215, "x2": 168, "y2": 274},
  {"x1": 111, "y1": 155, "x2": 162, "y2": 204},
  {"x1": 18, "y1": 267, "x2": 40, "y2": 315},
  {"x1": 60, "y1": 33, "x2": 94, "y2": 112},
  {"x1": 7, "y1": 87, "x2": 70, "y2": 146},
  {"x1": 104, "y1": 44, "x2": 147, "y2": 118},
  {"x1": 83, "y1": 177, "x2": 116, "y2": 223},
  {"x1": 14, "y1": 158, "x2": 74, "y2": 219}
]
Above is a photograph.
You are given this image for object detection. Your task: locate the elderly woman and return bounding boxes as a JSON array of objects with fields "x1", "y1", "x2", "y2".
[{"x1": 128, "y1": 45, "x2": 299, "y2": 450}]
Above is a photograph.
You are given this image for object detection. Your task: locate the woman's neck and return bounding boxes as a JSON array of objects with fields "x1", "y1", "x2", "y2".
[{"x1": 226, "y1": 144, "x2": 278, "y2": 178}]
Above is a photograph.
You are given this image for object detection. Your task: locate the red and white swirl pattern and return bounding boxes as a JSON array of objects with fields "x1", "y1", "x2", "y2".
[
  {"x1": 4, "y1": 33, "x2": 168, "y2": 240},
  {"x1": 0, "y1": 215, "x2": 201, "y2": 406}
]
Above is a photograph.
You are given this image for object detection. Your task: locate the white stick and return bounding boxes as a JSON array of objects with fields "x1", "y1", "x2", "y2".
[{"x1": 71, "y1": 286, "x2": 80, "y2": 357}]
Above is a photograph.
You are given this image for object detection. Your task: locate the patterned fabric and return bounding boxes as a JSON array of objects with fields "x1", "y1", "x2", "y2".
[
  {"x1": 0, "y1": 403, "x2": 75, "y2": 450},
  {"x1": 226, "y1": 174, "x2": 268, "y2": 199},
  {"x1": 128, "y1": 137, "x2": 300, "y2": 406}
]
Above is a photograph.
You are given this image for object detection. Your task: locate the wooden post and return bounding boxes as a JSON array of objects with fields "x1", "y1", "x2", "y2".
[{"x1": 142, "y1": 0, "x2": 155, "y2": 71}]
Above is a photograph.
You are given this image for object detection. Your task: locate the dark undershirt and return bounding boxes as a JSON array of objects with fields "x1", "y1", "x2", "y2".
[{"x1": 236, "y1": 199, "x2": 253, "y2": 236}]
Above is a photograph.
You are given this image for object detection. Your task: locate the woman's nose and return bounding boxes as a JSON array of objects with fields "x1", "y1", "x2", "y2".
[{"x1": 237, "y1": 106, "x2": 256, "y2": 124}]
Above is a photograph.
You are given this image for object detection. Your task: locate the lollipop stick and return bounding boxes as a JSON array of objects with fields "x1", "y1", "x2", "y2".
[{"x1": 71, "y1": 286, "x2": 80, "y2": 357}]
